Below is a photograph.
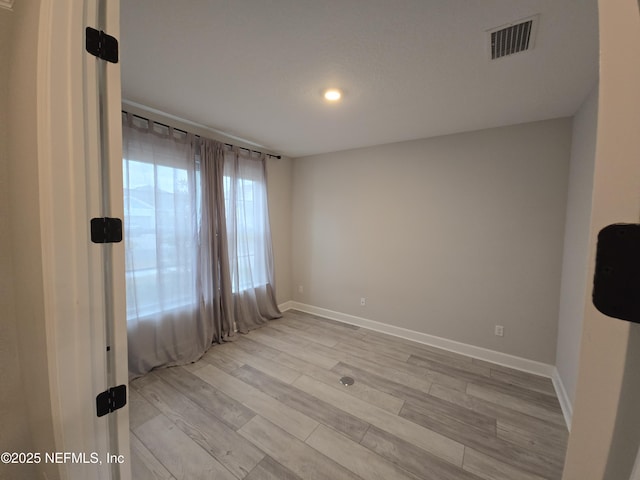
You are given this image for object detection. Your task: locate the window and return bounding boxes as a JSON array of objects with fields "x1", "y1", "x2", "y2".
[
  {"x1": 123, "y1": 118, "x2": 281, "y2": 377},
  {"x1": 223, "y1": 174, "x2": 269, "y2": 292},
  {"x1": 123, "y1": 159, "x2": 198, "y2": 320},
  {"x1": 124, "y1": 153, "x2": 270, "y2": 319}
]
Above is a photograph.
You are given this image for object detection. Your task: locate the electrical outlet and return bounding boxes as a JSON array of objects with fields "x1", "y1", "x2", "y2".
[
  {"x1": 360, "y1": 297, "x2": 366, "y2": 306},
  {"x1": 494, "y1": 325, "x2": 504, "y2": 337},
  {"x1": 298, "y1": 285, "x2": 304, "y2": 294}
]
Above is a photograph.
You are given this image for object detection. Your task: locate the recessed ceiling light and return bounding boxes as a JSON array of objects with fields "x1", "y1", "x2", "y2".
[{"x1": 324, "y1": 88, "x2": 342, "y2": 102}]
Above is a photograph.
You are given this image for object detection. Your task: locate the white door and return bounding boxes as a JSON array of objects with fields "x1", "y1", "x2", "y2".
[{"x1": 36, "y1": 0, "x2": 129, "y2": 478}]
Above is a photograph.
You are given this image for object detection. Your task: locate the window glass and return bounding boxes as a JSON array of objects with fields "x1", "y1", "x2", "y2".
[{"x1": 123, "y1": 159, "x2": 197, "y2": 320}]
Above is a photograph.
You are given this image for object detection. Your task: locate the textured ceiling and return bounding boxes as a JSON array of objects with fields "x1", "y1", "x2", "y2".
[{"x1": 120, "y1": 0, "x2": 598, "y2": 158}]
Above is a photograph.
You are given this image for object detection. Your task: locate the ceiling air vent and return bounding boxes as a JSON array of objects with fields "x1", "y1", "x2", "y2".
[{"x1": 488, "y1": 16, "x2": 538, "y2": 60}]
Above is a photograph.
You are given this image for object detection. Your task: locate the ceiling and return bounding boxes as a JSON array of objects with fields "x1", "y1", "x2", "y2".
[{"x1": 120, "y1": 0, "x2": 599, "y2": 158}]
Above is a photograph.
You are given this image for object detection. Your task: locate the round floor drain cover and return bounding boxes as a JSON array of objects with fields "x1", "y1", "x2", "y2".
[{"x1": 339, "y1": 376, "x2": 355, "y2": 386}]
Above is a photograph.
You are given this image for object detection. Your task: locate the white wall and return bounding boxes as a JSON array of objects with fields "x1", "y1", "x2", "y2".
[
  {"x1": 0, "y1": 7, "x2": 37, "y2": 480},
  {"x1": 562, "y1": 0, "x2": 640, "y2": 478},
  {"x1": 292, "y1": 118, "x2": 572, "y2": 364},
  {"x1": 555, "y1": 84, "x2": 598, "y2": 414},
  {"x1": 267, "y1": 155, "x2": 293, "y2": 305}
]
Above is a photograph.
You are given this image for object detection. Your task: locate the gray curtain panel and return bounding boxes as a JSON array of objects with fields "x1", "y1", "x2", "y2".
[
  {"x1": 198, "y1": 139, "x2": 234, "y2": 343},
  {"x1": 220, "y1": 146, "x2": 282, "y2": 332},
  {"x1": 123, "y1": 115, "x2": 280, "y2": 378}
]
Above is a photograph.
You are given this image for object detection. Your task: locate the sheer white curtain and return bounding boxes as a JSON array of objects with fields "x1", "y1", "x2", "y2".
[
  {"x1": 123, "y1": 115, "x2": 212, "y2": 376},
  {"x1": 123, "y1": 115, "x2": 280, "y2": 378},
  {"x1": 222, "y1": 147, "x2": 281, "y2": 331}
]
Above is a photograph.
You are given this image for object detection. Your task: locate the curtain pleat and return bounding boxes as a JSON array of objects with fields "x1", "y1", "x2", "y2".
[{"x1": 199, "y1": 140, "x2": 235, "y2": 343}]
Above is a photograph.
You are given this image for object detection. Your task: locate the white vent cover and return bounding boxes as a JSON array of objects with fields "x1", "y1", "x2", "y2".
[{"x1": 488, "y1": 16, "x2": 538, "y2": 60}]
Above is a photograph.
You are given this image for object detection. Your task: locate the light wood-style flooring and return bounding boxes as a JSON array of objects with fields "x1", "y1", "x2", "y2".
[{"x1": 129, "y1": 310, "x2": 568, "y2": 480}]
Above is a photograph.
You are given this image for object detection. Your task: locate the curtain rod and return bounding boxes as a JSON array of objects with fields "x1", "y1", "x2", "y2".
[{"x1": 122, "y1": 110, "x2": 282, "y2": 160}]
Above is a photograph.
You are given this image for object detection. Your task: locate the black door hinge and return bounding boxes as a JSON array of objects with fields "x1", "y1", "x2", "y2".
[
  {"x1": 96, "y1": 384, "x2": 127, "y2": 417},
  {"x1": 86, "y1": 27, "x2": 119, "y2": 63},
  {"x1": 91, "y1": 217, "x2": 123, "y2": 244},
  {"x1": 593, "y1": 223, "x2": 640, "y2": 323}
]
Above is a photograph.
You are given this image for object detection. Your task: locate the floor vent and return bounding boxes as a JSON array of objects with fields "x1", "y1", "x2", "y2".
[
  {"x1": 488, "y1": 16, "x2": 538, "y2": 60},
  {"x1": 339, "y1": 376, "x2": 354, "y2": 386}
]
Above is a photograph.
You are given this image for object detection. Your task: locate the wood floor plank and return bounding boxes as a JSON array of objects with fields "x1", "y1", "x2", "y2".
[
  {"x1": 411, "y1": 352, "x2": 560, "y2": 415},
  {"x1": 155, "y1": 366, "x2": 256, "y2": 430},
  {"x1": 305, "y1": 424, "x2": 418, "y2": 480},
  {"x1": 238, "y1": 416, "x2": 362, "y2": 480},
  {"x1": 277, "y1": 313, "x2": 314, "y2": 330},
  {"x1": 180, "y1": 360, "x2": 206, "y2": 374},
  {"x1": 232, "y1": 365, "x2": 370, "y2": 442},
  {"x1": 280, "y1": 314, "x2": 368, "y2": 341},
  {"x1": 245, "y1": 456, "x2": 303, "y2": 480},
  {"x1": 408, "y1": 353, "x2": 491, "y2": 380},
  {"x1": 430, "y1": 383, "x2": 568, "y2": 446},
  {"x1": 200, "y1": 349, "x2": 245, "y2": 374},
  {"x1": 497, "y1": 420, "x2": 567, "y2": 464},
  {"x1": 130, "y1": 371, "x2": 162, "y2": 390},
  {"x1": 327, "y1": 343, "x2": 466, "y2": 392},
  {"x1": 331, "y1": 339, "x2": 411, "y2": 365},
  {"x1": 268, "y1": 321, "x2": 341, "y2": 348},
  {"x1": 129, "y1": 432, "x2": 175, "y2": 480},
  {"x1": 292, "y1": 374, "x2": 465, "y2": 466},
  {"x1": 270, "y1": 328, "x2": 438, "y2": 394},
  {"x1": 281, "y1": 312, "x2": 370, "y2": 345},
  {"x1": 396, "y1": 343, "x2": 486, "y2": 374},
  {"x1": 489, "y1": 368, "x2": 557, "y2": 396},
  {"x1": 361, "y1": 426, "x2": 485, "y2": 480},
  {"x1": 192, "y1": 363, "x2": 319, "y2": 441},
  {"x1": 213, "y1": 342, "x2": 302, "y2": 384},
  {"x1": 134, "y1": 415, "x2": 237, "y2": 480},
  {"x1": 333, "y1": 337, "x2": 411, "y2": 362},
  {"x1": 331, "y1": 361, "x2": 438, "y2": 409},
  {"x1": 402, "y1": 394, "x2": 497, "y2": 437},
  {"x1": 362, "y1": 330, "x2": 477, "y2": 365},
  {"x1": 249, "y1": 326, "x2": 312, "y2": 350},
  {"x1": 136, "y1": 375, "x2": 265, "y2": 478},
  {"x1": 129, "y1": 387, "x2": 162, "y2": 431},
  {"x1": 273, "y1": 350, "x2": 405, "y2": 414},
  {"x1": 466, "y1": 383, "x2": 565, "y2": 426},
  {"x1": 247, "y1": 330, "x2": 339, "y2": 370},
  {"x1": 467, "y1": 376, "x2": 562, "y2": 412},
  {"x1": 232, "y1": 335, "x2": 283, "y2": 360},
  {"x1": 473, "y1": 358, "x2": 556, "y2": 389},
  {"x1": 408, "y1": 355, "x2": 561, "y2": 413},
  {"x1": 463, "y1": 447, "x2": 548, "y2": 480},
  {"x1": 332, "y1": 358, "x2": 436, "y2": 395},
  {"x1": 400, "y1": 401, "x2": 563, "y2": 479},
  {"x1": 412, "y1": 354, "x2": 561, "y2": 413}
]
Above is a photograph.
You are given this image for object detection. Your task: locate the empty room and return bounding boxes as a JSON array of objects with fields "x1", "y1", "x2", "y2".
[{"x1": 3, "y1": 1, "x2": 640, "y2": 480}]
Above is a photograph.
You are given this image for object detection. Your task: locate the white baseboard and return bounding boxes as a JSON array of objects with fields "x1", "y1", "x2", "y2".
[
  {"x1": 280, "y1": 301, "x2": 572, "y2": 430},
  {"x1": 288, "y1": 301, "x2": 555, "y2": 377},
  {"x1": 278, "y1": 300, "x2": 295, "y2": 312},
  {"x1": 552, "y1": 368, "x2": 573, "y2": 430}
]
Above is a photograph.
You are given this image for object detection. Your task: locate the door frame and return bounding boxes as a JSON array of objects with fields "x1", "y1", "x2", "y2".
[{"x1": 36, "y1": 1, "x2": 129, "y2": 478}]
